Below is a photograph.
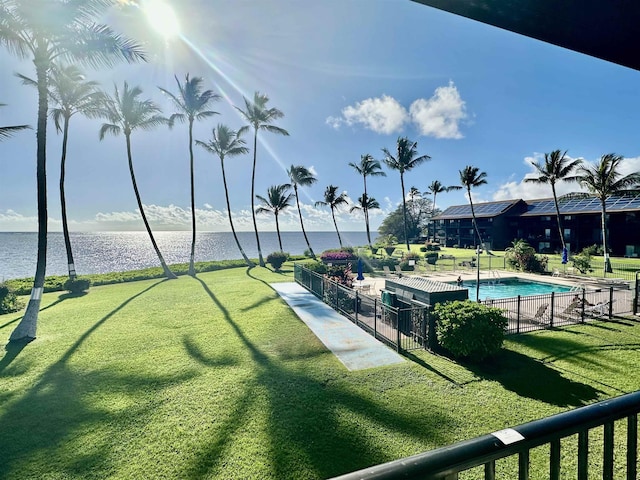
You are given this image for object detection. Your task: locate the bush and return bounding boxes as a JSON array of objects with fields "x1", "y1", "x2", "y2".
[
  {"x1": 572, "y1": 251, "x2": 593, "y2": 274},
  {"x1": 433, "y1": 301, "x2": 508, "y2": 362},
  {"x1": 320, "y1": 249, "x2": 357, "y2": 263},
  {"x1": 0, "y1": 283, "x2": 24, "y2": 314},
  {"x1": 505, "y1": 239, "x2": 548, "y2": 273},
  {"x1": 424, "y1": 242, "x2": 441, "y2": 251},
  {"x1": 64, "y1": 277, "x2": 91, "y2": 294},
  {"x1": 266, "y1": 251, "x2": 289, "y2": 271},
  {"x1": 305, "y1": 261, "x2": 328, "y2": 274},
  {"x1": 583, "y1": 244, "x2": 604, "y2": 256},
  {"x1": 425, "y1": 252, "x2": 439, "y2": 265}
]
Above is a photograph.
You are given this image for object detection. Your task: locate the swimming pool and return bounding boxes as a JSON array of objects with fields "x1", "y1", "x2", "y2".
[{"x1": 458, "y1": 278, "x2": 572, "y2": 301}]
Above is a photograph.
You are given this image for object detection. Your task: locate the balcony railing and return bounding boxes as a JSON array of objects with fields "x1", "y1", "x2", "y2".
[{"x1": 331, "y1": 390, "x2": 640, "y2": 480}]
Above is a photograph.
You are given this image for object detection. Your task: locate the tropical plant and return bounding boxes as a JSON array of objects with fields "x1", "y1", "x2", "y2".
[
  {"x1": 2, "y1": 0, "x2": 145, "y2": 342},
  {"x1": 0, "y1": 282, "x2": 24, "y2": 314},
  {"x1": 459, "y1": 165, "x2": 488, "y2": 248},
  {"x1": 236, "y1": 92, "x2": 289, "y2": 266},
  {"x1": 349, "y1": 154, "x2": 386, "y2": 248},
  {"x1": 575, "y1": 153, "x2": 640, "y2": 274},
  {"x1": 0, "y1": 103, "x2": 30, "y2": 140},
  {"x1": 97, "y1": 82, "x2": 176, "y2": 280},
  {"x1": 196, "y1": 124, "x2": 253, "y2": 266},
  {"x1": 256, "y1": 184, "x2": 293, "y2": 251},
  {"x1": 266, "y1": 251, "x2": 288, "y2": 271},
  {"x1": 382, "y1": 137, "x2": 431, "y2": 250},
  {"x1": 525, "y1": 150, "x2": 582, "y2": 255},
  {"x1": 287, "y1": 164, "x2": 317, "y2": 258},
  {"x1": 315, "y1": 185, "x2": 348, "y2": 248},
  {"x1": 159, "y1": 74, "x2": 220, "y2": 276},
  {"x1": 350, "y1": 193, "x2": 380, "y2": 215},
  {"x1": 427, "y1": 180, "x2": 461, "y2": 241},
  {"x1": 434, "y1": 301, "x2": 508, "y2": 362},
  {"x1": 504, "y1": 239, "x2": 548, "y2": 273},
  {"x1": 18, "y1": 64, "x2": 102, "y2": 280}
]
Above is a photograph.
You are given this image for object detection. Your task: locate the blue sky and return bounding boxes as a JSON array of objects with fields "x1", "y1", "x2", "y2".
[{"x1": 1, "y1": 0, "x2": 639, "y2": 233}]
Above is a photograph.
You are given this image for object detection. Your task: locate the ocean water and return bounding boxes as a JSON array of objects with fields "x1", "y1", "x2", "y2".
[{"x1": 0, "y1": 231, "x2": 369, "y2": 280}]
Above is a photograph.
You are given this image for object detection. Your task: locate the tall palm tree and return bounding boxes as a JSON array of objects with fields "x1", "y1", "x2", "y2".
[
  {"x1": 349, "y1": 154, "x2": 386, "y2": 248},
  {"x1": 427, "y1": 180, "x2": 462, "y2": 242},
  {"x1": 315, "y1": 185, "x2": 348, "y2": 248},
  {"x1": 18, "y1": 64, "x2": 102, "y2": 280},
  {"x1": 525, "y1": 150, "x2": 582, "y2": 255},
  {"x1": 350, "y1": 193, "x2": 380, "y2": 215},
  {"x1": 196, "y1": 124, "x2": 253, "y2": 266},
  {"x1": 256, "y1": 184, "x2": 293, "y2": 251},
  {"x1": 288, "y1": 164, "x2": 318, "y2": 258},
  {"x1": 2, "y1": 0, "x2": 145, "y2": 342},
  {"x1": 459, "y1": 165, "x2": 488, "y2": 248},
  {"x1": 382, "y1": 137, "x2": 431, "y2": 251},
  {"x1": 0, "y1": 103, "x2": 30, "y2": 140},
  {"x1": 575, "y1": 153, "x2": 640, "y2": 275},
  {"x1": 97, "y1": 82, "x2": 176, "y2": 280},
  {"x1": 235, "y1": 92, "x2": 289, "y2": 266},
  {"x1": 159, "y1": 74, "x2": 220, "y2": 276}
]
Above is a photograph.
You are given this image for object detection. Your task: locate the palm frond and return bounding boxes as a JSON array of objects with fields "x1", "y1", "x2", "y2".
[{"x1": 98, "y1": 122, "x2": 120, "y2": 140}]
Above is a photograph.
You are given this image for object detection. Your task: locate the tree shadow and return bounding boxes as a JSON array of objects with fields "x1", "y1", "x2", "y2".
[
  {"x1": 192, "y1": 276, "x2": 457, "y2": 479},
  {"x1": 0, "y1": 279, "x2": 190, "y2": 479},
  {"x1": 467, "y1": 349, "x2": 602, "y2": 407},
  {"x1": 0, "y1": 338, "x2": 32, "y2": 374}
]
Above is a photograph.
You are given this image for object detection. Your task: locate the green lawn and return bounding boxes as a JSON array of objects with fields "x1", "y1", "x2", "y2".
[{"x1": 1, "y1": 264, "x2": 640, "y2": 479}]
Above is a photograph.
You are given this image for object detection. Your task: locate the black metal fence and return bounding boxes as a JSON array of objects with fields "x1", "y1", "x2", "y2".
[
  {"x1": 332, "y1": 389, "x2": 640, "y2": 480},
  {"x1": 294, "y1": 264, "x2": 429, "y2": 352},
  {"x1": 481, "y1": 286, "x2": 635, "y2": 335}
]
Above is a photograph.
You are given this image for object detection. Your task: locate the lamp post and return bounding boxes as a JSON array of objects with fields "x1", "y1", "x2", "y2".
[{"x1": 476, "y1": 245, "x2": 481, "y2": 303}]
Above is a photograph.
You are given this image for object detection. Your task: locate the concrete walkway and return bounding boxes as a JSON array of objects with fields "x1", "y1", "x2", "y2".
[{"x1": 271, "y1": 282, "x2": 405, "y2": 371}]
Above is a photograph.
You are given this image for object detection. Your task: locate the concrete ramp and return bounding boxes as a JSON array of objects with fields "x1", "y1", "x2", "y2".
[{"x1": 272, "y1": 282, "x2": 405, "y2": 371}]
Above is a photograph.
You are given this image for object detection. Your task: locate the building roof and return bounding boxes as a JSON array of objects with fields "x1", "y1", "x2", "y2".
[
  {"x1": 434, "y1": 193, "x2": 640, "y2": 220},
  {"x1": 433, "y1": 199, "x2": 523, "y2": 220},
  {"x1": 386, "y1": 276, "x2": 464, "y2": 293},
  {"x1": 411, "y1": 0, "x2": 640, "y2": 72}
]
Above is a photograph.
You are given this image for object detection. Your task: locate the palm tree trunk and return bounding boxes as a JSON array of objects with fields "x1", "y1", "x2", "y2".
[
  {"x1": 363, "y1": 177, "x2": 371, "y2": 248},
  {"x1": 295, "y1": 185, "x2": 315, "y2": 258},
  {"x1": 126, "y1": 134, "x2": 176, "y2": 279},
  {"x1": 468, "y1": 188, "x2": 484, "y2": 247},
  {"x1": 10, "y1": 55, "x2": 48, "y2": 342},
  {"x1": 250, "y1": 129, "x2": 265, "y2": 266},
  {"x1": 275, "y1": 212, "x2": 283, "y2": 251},
  {"x1": 400, "y1": 172, "x2": 410, "y2": 251},
  {"x1": 601, "y1": 201, "x2": 612, "y2": 275},
  {"x1": 188, "y1": 119, "x2": 196, "y2": 276},
  {"x1": 331, "y1": 208, "x2": 343, "y2": 248},
  {"x1": 551, "y1": 183, "x2": 566, "y2": 252},
  {"x1": 60, "y1": 117, "x2": 76, "y2": 280},
  {"x1": 221, "y1": 157, "x2": 253, "y2": 266}
]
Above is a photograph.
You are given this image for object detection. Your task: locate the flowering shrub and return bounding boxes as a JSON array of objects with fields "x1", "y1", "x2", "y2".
[{"x1": 320, "y1": 250, "x2": 357, "y2": 263}]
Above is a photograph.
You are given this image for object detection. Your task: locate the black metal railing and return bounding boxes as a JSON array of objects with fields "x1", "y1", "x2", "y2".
[
  {"x1": 482, "y1": 287, "x2": 634, "y2": 335},
  {"x1": 331, "y1": 390, "x2": 640, "y2": 480},
  {"x1": 294, "y1": 264, "x2": 429, "y2": 352}
]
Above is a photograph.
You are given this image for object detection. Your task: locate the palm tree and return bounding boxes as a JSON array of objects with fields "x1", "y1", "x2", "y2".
[
  {"x1": 349, "y1": 154, "x2": 386, "y2": 248},
  {"x1": 2, "y1": 0, "x2": 145, "y2": 342},
  {"x1": 427, "y1": 180, "x2": 462, "y2": 242},
  {"x1": 288, "y1": 164, "x2": 318, "y2": 258},
  {"x1": 235, "y1": 92, "x2": 289, "y2": 266},
  {"x1": 459, "y1": 165, "x2": 488, "y2": 248},
  {"x1": 525, "y1": 150, "x2": 582, "y2": 255},
  {"x1": 350, "y1": 193, "x2": 380, "y2": 215},
  {"x1": 256, "y1": 184, "x2": 293, "y2": 251},
  {"x1": 382, "y1": 137, "x2": 431, "y2": 251},
  {"x1": 0, "y1": 103, "x2": 30, "y2": 140},
  {"x1": 97, "y1": 82, "x2": 176, "y2": 280},
  {"x1": 159, "y1": 74, "x2": 220, "y2": 276},
  {"x1": 315, "y1": 185, "x2": 349, "y2": 248},
  {"x1": 18, "y1": 64, "x2": 102, "y2": 280},
  {"x1": 575, "y1": 154, "x2": 640, "y2": 275},
  {"x1": 196, "y1": 124, "x2": 253, "y2": 266}
]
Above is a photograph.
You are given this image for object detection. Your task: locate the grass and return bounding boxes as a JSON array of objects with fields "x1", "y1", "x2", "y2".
[{"x1": 1, "y1": 262, "x2": 640, "y2": 478}]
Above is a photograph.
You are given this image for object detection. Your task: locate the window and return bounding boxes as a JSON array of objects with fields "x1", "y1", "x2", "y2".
[
  {"x1": 564, "y1": 215, "x2": 572, "y2": 221},
  {"x1": 564, "y1": 228, "x2": 571, "y2": 239},
  {"x1": 544, "y1": 228, "x2": 551, "y2": 239}
]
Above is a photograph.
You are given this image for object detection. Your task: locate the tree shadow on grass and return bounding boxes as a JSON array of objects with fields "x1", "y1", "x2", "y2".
[
  {"x1": 465, "y1": 349, "x2": 602, "y2": 407},
  {"x1": 192, "y1": 276, "x2": 457, "y2": 479},
  {"x1": 0, "y1": 279, "x2": 186, "y2": 479}
]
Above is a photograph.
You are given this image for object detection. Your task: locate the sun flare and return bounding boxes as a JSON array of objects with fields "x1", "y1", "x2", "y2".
[{"x1": 143, "y1": 0, "x2": 180, "y2": 38}]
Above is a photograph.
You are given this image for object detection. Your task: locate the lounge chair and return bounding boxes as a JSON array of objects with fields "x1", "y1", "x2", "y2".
[
  {"x1": 559, "y1": 300, "x2": 581, "y2": 320},
  {"x1": 382, "y1": 265, "x2": 392, "y2": 276},
  {"x1": 532, "y1": 303, "x2": 549, "y2": 324},
  {"x1": 552, "y1": 268, "x2": 561, "y2": 277},
  {"x1": 394, "y1": 265, "x2": 403, "y2": 277},
  {"x1": 584, "y1": 300, "x2": 614, "y2": 318}
]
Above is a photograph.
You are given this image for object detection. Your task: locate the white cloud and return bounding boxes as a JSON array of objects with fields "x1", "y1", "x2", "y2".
[
  {"x1": 332, "y1": 95, "x2": 409, "y2": 134},
  {"x1": 326, "y1": 82, "x2": 469, "y2": 138},
  {"x1": 409, "y1": 81, "x2": 467, "y2": 139},
  {"x1": 203, "y1": 203, "x2": 213, "y2": 209}
]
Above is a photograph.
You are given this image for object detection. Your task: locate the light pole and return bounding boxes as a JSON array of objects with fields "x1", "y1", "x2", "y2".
[{"x1": 476, "y1": 245, "x2": 481, "y2": 303}]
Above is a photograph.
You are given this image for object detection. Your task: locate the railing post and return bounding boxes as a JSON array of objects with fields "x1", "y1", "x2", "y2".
[
  {"x1": 550, "y1": 292, "x2": 555, "y2": 328},
  {"x1": 578, "y1": 430, "x2": 588, "y2": 480},
  {"x1": 603, "y1": 421, "x2": 614, "y2": 480},
  {"x1": 354, "y1": 291, "x2": 359, "y2": 326},
  {"x1": 550, "y1": 439, "x2": 560, "y2": 480},
  {"x1": 609, "y1": 287, "x2": 614, "y2": 318},
  {"x1": 628, "y1": 413, "x2": 637, "y2": 480},
  {"x1": 374, "y1": 298, "x2": 378, "y2": 339},
  {"x1": 396, "y1": 309, "x2": 401, "y2": 353},
  {"x1": 518, "y1": 450, "x2": 529, "y2": 480},
  {"x1": 516, "y1": 295, "x2": 521, "y2": 333},
  {"x1": 581, "y1": 288, "x2": 586, "y2": 323}
]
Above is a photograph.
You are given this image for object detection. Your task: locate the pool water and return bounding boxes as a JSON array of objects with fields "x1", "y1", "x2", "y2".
[{"x1": 459, "y1": 278, "x2": 572, "y2": 301}]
